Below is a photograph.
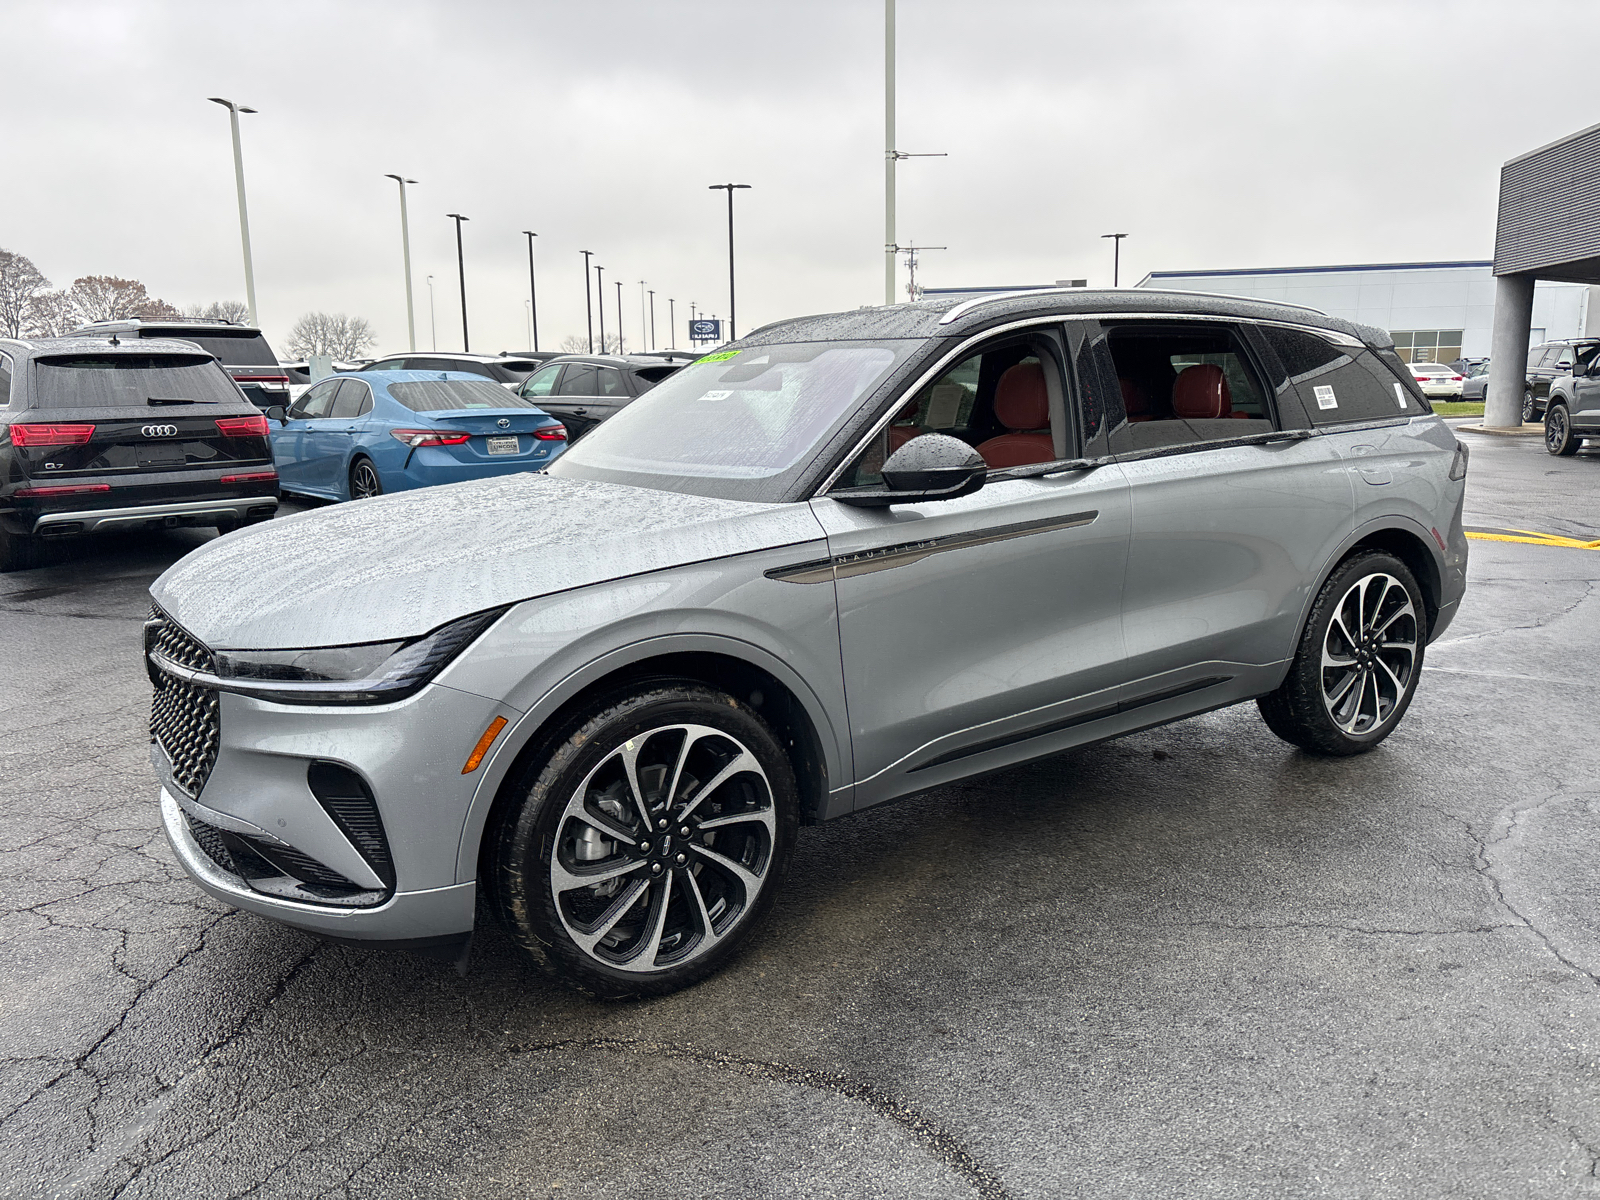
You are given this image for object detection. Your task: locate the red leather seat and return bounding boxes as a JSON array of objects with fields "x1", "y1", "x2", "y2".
[
  {"x1": 1120, "y1": 378, "x2": 1157, "y2": 422},
  {"x1": 887, "y1": 398, "x2": 924, "y2": 452},
  {"x1": 1172, "y1": 363, "x2": 1232, "y2": 419},
  {"x1": 976, "y1": 362, "x2": 1053, "y2": 468}
]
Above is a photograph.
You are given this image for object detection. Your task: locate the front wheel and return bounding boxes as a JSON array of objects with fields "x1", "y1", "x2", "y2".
[
  {"x1": 1546, "y1": 403, "x2": 1579, "y2": 456},
  {"x1": 486, "y1": 684, "x2": 799, "y2": 998},
  {"x1": 1258, "y1": 551, "x2": 1426, "y2": 756},
  {"x1": 349, "y1": 457, "x2": 383, "y2": 500},
  {"x1": 1522, "y1": 389, "x2": 1537, "y2": 424}
]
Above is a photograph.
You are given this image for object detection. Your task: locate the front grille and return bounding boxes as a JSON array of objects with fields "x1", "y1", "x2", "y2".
[
  {"x1": 184, "y1": 812, "x2": 236, "y2": 875},
  {"x1": 182, "y1": 810, "x2": 373, "y2": 901},
  {"x1": 146, "y1": 606, "x2": 221, "y2": 797}
]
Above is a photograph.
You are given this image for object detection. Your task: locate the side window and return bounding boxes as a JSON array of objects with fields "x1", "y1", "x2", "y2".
[
  {"x1": 1261, "y1": 326, "x2": 1416, "y2": 424},
  {"x1": 289, "y1": 380, "x2": 338, "y2": 420},
  {"x1": 0, "y1": 352, "x2": 12, "y2": 407},
  {"x1": 330, "y1": 379, "x2": 370, "y2": 419},
  {"x1": 521, "y1": 364, "x2": 562, "y2": 397},
  {"x1": 833, "y1": 336, "x2": 1066, "y2": 490},
  {"x1": 595, "y1": 367, "x2": 627, "y2": 397},
  {"x1": 1555, "y1": 345, "x2": 1576, "y2": 370},
  {"x1": 557, "y1": 364, "x2": 598, "y2": 396},
  {"x1": 1104, "y1": 323, "x2": 1272, "y2": 454}
]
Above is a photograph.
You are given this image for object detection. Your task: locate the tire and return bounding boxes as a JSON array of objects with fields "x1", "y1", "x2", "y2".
[
  {"x1": 486, "y1": 684, "x2": 800, "y2": 999},
  {"x1": 1522, "y1": 389, "x2": 1537, "y2": 424},
  {"x1": 1258, "y1": 550, "x2": 1426, "y2": 756},
  {"x1": 0, "y1": 526, "x2": 42, "y2": 573},
  {"x1": 1546, "y1": 403, "x2": 1579, "y2": 456},
  {"x1": 349, "y1": 457, "x2": 382, "y2": 501}
]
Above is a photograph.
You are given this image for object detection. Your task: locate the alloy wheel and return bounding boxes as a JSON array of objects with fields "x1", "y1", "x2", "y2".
[
  {"x1": 350, "y1": 461, "x2": 382, "y2": 500},
  {"x1": 1319, "y1": 572, "x2": 1418, "y2": 736},
  {"x1": 550, "y1": 723, "x2": 776, "y2": 974},
  {"x1": 1546, "y1": 406, "x2": 1569, "y2": 452},
  {"x1": 1523, "y1": 391, "x2": 1536, "y2": 423}
]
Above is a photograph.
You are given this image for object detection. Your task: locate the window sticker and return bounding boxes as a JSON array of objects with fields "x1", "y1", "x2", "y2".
[
  {"x1": 693, "y1": 350, "x2": 740, "y2": 366},
  {"x1": 1393, "y1": 382, "x2": 1409, "y2": 410},
  {"x1": 703, "y1": 390, "x2": 733, "y2": 401},
  {"x1": 925, "y1": 382, "x2": 966, "y2": 427},
  {"x1": 1313, "y1": 385, "x2": 1338, "y2": 410}
]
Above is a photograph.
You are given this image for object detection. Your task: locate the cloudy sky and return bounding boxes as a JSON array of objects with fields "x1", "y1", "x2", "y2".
[{"x1": 4, "y1": 0, "x2": 1595, "y2": 357}]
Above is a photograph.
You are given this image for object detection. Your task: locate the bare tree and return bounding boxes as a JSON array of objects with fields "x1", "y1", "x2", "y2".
[
  {"x1": 0, "y1": 249, "x2": 50, "y2": 338},
  {"x1": 183, "y1": 300, "x2": 249, "y2": 323},
  {"x1": 286, "y1": 312, "x2": 376, "y2": 361},
  {"x1": 25, "y1": 291, "x2": 78, "y2": 338},
  {"x1": 67, "y1": 275, "x2": 176, "y2": 323},
  {"x1": 559, "y1": 333, "x2": 620, "y2": 354}
]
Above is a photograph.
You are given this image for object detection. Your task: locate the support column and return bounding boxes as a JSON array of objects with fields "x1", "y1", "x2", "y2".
[{"x1": 1484, "y1": 273, "x2": 1535, "y2": 429}]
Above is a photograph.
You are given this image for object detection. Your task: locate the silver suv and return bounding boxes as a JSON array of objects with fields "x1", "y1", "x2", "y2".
[{"x1": 145, "y1": 290, "x2": 1469, "y2": 997}]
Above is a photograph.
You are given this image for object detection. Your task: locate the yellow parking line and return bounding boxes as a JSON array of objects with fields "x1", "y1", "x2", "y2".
[{"x1": 1466, "y1": 531, "x2": 1600, "y2": 550}]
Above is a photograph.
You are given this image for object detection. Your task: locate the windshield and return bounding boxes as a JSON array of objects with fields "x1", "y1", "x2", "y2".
[
  {"x1": 388, "y1": 380, "x2": 542, "y2": 411},
  {"x1": 32, "y1": 355, "x2": 241, "y2": 408},
  {"x1": 548, "y1": 340, "x2": 911, "y2": 501}
]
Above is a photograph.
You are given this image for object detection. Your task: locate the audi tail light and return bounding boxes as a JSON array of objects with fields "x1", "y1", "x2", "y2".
[
  {"x1": 219, "y1": 470, "x2": 279, "y2": 484},
  {"x1": 6, "y1": 423, "x2": 96, "y2": 447},
  {"x1": 215, "y1": 414, "x2": 270, "y2": 438},
  {"x1": 390, "y1": 429, "x2": 470, "y2": 447},
  {"x1": 533, "y1": 424, "x2": 567, "y2": 441},
  {"x1": 14, "y1": 483, "x2": 112, "y2": 498}
]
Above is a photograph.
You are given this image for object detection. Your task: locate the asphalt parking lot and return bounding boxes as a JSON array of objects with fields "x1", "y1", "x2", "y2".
[{"x1": 3, "y1": 430, "x2": 1599, "y2": 1200}]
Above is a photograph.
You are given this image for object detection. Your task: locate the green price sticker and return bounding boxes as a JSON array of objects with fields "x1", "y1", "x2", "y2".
[{"x1": 693, "y1": 350, "x2": 740, "y2": 365}]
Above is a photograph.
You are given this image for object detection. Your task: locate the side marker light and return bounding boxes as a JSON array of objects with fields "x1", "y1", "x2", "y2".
[{"x1": 462, "y1": 715, "x2": 509, "y2": 774}]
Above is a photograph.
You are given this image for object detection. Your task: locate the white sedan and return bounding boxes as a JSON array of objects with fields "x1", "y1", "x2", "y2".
[{"x1": 1411, "y1": 362, "x2": 1465, "y2": 398}]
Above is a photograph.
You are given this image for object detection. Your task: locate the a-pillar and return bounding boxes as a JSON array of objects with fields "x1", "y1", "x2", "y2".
[{"x1": 1485, "y1": 273, "x2": 1536, "y2": 429}]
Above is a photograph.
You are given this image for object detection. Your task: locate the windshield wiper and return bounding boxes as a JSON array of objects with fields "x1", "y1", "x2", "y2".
[{"x1": 146, "y1": 396, "x2": 200, "y2": 406}]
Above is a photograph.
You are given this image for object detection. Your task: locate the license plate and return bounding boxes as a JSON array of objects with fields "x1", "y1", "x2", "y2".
[{"x1": 486, "y1": 436, "x2": 519, "y2": 455}]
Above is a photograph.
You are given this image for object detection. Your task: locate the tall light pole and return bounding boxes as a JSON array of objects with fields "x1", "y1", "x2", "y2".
[
  {"x1": 668, "y1": 298, "x2": 676, "y2": 348},
  {"x1": 384, "y1": 174, "x2": 419, "y2": 350},
  {"x1": 1101, "y1": 232, "x2": 1128, "y2": 287},
  {"x1": 648, "y1": 289, "x2": 657, "y2": 352},
  {"x1": 447, "y1": 213, "x2": 470, "y2": 351},
  {"x1": 708, "y1": 183, "x2": 751, "y2": 340},
  {"x1": 595, "y1": 264, "x2": 606, "y2": 353},
  {"x1": 426, "y1": 275, "x2": 436, "y2": 350},
  {"x1": 580, "y1": 250, "x2": 595, "y2": 352},
  {"x1": 884, "y1": 1, "x2": 895, "y2": 307},
  {"x1": 639, "y1": 281, "x2": 648, "y2": 353},
  {"x1": 521, "y1": 231, "x2": 540, "y2": 352},
  {"x1": 616, "y1": 279, "x2": 625, "y2": 353},
  {"x1": 208, "y1": 97, "x2": 259, "y2": 326},
  {"x1": 524, "y1": 300, "x2": 533, "y2": 348}
]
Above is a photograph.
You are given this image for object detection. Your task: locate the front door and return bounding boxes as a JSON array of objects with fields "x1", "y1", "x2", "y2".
[
  {"x1": 811, "y1": 326, "x2": 1133, "y2": 809},
  {"x1": 273, "y1": 378, "x2": 340, "y2": 494}
]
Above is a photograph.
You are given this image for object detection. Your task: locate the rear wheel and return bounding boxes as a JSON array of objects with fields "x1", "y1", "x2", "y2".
[
  {"x1": 349, "y1": 457, "x2": 382, "y2": 500},
  {"x1": 487, "y1": 684, "x2": 799, "y2": 999},
  {"x1": 1546, "y1": 403, "x2": 1579, "y2": 456},
  {"x1": 0, "y1": 526, "x2": 42, "y2": 573},
  {"x1": 1522, "y1": 389, "x2": 1537, "y2": 423},
  {"x1": 1258, "y1": 550, "x2": 1425, "y2": 756}
]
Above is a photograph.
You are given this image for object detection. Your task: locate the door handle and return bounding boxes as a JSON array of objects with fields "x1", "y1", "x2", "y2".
[{"x1": 570, "y1": 407, "x2": 588, "y2": 415}]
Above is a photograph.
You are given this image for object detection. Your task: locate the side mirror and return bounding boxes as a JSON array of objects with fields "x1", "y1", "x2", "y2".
[
  {"x1": 834, "y1": 433, "x2": 986, "y2": 508},
  {"x1": 264, "y1": 404, "x2": 288, "y2": 425}
]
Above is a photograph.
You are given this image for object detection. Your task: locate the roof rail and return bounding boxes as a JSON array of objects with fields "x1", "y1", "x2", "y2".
[{"x1": 936, "y1": 285, "x2": 1328, "y2": 326}]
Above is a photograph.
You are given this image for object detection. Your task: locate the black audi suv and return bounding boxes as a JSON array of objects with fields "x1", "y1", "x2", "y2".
[{"x1": 0, "y1": 335, "x2": 279, "y2": 571}]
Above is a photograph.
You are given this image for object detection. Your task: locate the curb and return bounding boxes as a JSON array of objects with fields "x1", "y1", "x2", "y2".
[{"x1": 1454, "y1": 422, "x2": 1544, "y2": 438}]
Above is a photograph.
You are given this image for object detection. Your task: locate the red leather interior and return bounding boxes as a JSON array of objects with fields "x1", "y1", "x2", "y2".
[
  {"x1": 1172, "y1": 364, "x2": 1232, "y2": 419},
  {"x1": 1120, "y1": 378, "x2": 1155, "y2": 422},
  {"x1": 977, "y1": 362, "x2": 1053, "y2": 467},
  {"x1": 886, "y1": 398, "x2": 924, "y2": 452}
]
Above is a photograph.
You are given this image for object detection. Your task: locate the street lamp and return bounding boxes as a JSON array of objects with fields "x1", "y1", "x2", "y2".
[
  {"x1": 384, "y1": 175, "x2": 419, "y2": 351},
  {"x1": 648, "y1": 288, "x2": 656, "y2": 352},
  {"x1": 1101, "y1": 232, "x2": 1128, "y2": 287},
  {"x1": 580, "y1": 250, "x2": 595, "y2": 352},
  {"x1": 668, "y1": 298, "x2": 676, "y2": 348},
  {"x1": 615, "y1": 279, "x2": 624, "y2": 353},
  {"x1": 447, "y1": 213, "x2": 470, "y2": 351},
  {"x1": 708, "y1": 183, "x2": 751, "y2": 340},
  {"x1": 426, "y1": 275, "x2": 436, "y2": 350},
  {"x1": 595, "y1": 264, "x2": 606, "y2": 354},
  {"x1": 207, "y1": 97, "x2": 259, "y2": 326},
  {"x1": 639, "y1": 281, "x2": 648, "y2": 353},
  {"x1": 521, "y1": 231, "x2": 539, "y2": 352}
]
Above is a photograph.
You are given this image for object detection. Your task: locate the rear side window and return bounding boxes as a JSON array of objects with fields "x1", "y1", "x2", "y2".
[
  {"x1": 31, "y1": 354, "x2": 240, "y2": 409},
  {"x1": 388, "y1": 380, "x2": 537, "y2": 411},
  {"x1": 330, "y1": 379, "x2": 372, "y2": 419},
  {"x1": 140, "y1": 330, "x2": 277, "y2": 367},
  {"x1": 0, "y1": 352, "x2": 12, "y2": 407},
  {"x1": 1103, "y1": 322, "x2": 1273, "y2": 454},
  {"x1": 557, "y1": 365, "x2": 597, "y2": 396},
  {"x1": 1258, "y1": 328, "x2": 1424, "y2": 423},
  {"x1": 633, "y1": 365, "x2": 680, "y2": 388}
]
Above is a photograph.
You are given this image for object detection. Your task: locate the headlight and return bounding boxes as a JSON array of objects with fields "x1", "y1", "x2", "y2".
[{"x1": 201, "y1": 607, "x2": 507, "y2": 705}]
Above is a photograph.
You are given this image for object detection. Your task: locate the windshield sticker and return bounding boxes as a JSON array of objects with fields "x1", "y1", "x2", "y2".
[
  {"x1": 693, "y1": 350, "x2": 740, "y2": 366},
  {"x1": 1393, "y1": 383, "x2": 1409, "y2": 409},
  {"x1": 1313, "y1": 385, "x2": 1338, "y2": 410},
  {"x1": 703, "y1": 390, "x2": 733, "y2": 401}
]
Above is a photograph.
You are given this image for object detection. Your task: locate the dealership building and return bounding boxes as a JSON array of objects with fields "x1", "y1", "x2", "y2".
[{"x1": 1134, "y1": 261, "x2": 1597, "y2": 365}]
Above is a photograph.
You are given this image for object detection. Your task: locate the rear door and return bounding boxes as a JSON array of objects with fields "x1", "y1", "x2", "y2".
[
  {"x1": 303, "y1": 378, "x2": 374, "y2": 491},
  {"x1": 538, "y1": 363, "x2": 630, "y2": 440},
  {"x1": 1098, "y1": 319, "x2": 1355, "y2": 699}
]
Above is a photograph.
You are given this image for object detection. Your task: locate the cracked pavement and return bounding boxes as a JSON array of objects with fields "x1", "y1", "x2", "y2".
[{"x1": 3, "y1": 433, "x2": 1600, "y2": 1199}]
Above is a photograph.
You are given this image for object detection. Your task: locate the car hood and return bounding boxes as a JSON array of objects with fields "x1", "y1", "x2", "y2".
[{"x1": 150, "y1": 473, "x2": 827, "y2": 649}]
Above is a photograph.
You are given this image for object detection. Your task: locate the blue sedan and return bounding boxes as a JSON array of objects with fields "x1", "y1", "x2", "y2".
[{"x1": 268, "y1": 371, "x2": 567, "y2": 501}]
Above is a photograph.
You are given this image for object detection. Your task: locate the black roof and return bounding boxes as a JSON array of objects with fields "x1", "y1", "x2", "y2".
[
  {"x1": 741, "y1": 288, "x2": 1393, "y2": 351},
  {"x1": 538, "y1": 354, "x2": 686, "y2": 369},
  {"x1": 0, "y1": 335, "x2": 225, "y2": 359}
]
